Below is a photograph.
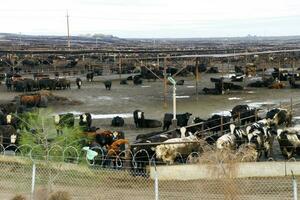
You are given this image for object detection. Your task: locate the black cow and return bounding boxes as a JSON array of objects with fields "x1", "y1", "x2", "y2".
[
  {"x1": 272, "y1": 68, "x2": 289, "y2": 81},
  {"x1": 133, "y1": 110, "x2": 145, "y2": 128},
  {"x1": 103, "y1": 80, "x2": 112, "y2": 90},
  {"x1": 203, "y1": 87, "x2": 222, "y2": 95},
  {"x1": 54, "y1": 113, "x2": 75, "y2": 135},
  {"x1": 231, "y1": 75, "x2": 244, "y2": 82},
  {"x1": 210, "y1": 77, "x2": 224, "y2": 83},
  {"x1": 235, "y1": 66, "x2": 244, "y2": 74},
  {"x1": 0, "y1": 111, "x2": 5, "y2": 125},
  {"x1": 231, "y1": 105, "x2": 257, "y2": 125},
  {"x1": 76, "y1": 78, "x2": 82, "y2": 89},
  {"x1": 86, "y1": 72, "x2": 94, "y2": 82},
  {"x1": 248, "y1": 77, "x2": 274, "y2": 88},
  {"x1": 120, "y1": 79, "x2": 128, "y2": 85},
  {"x1": 133, "y1": 76, "x2": 143, "y2": 85},
  {"x1": 176, "y1": 80, "x2": 184, "y2": 85},
  {"x1": 206, "y1": 67, "x2": 219, "y2": 73},
  {"x1": 38, "y1": 78, "x2": 57, "y2": 90},
  {"x1": 289, "y1": 77, "x2": 300, "y2": 89},
  {"x1": 140, "y1": 119, "x2": 162, "y2": 128},
  {"x1": 5, "y1": 77, "x2": 12, "y2": 90},
  {"x1": 22, "y1": 79, "x2": 38, "y2": 92},
  {"x1": 79, "y1": 113, "x2": 92, "y2": 131},
  {"x1": 0, "y1": 125, "x2": 18, "y2": 150},
  {"x1": 204, "y1": 114, "x2": 231, "y2": 133},
  {"x1": 111, "y1": 116, "x2": 125, "y2": 127},
  {"x1": 163, "y1": 112, "x2": 192, "y2": 131},
  {"x1": 56, "y1": 79, "x2": 71, "y2": 90},
  {"x1": 131, "y1": 129, "x2": 181, "y2": 174}
]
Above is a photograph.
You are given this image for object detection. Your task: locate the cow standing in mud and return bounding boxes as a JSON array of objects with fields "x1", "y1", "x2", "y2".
[
  {"x1": 163, "y1": 113, "x2": 192, "y2": 131},
  {"x1": 54, "y1": 113, "x2": 75, "y2": 135},
  {"x1": 76, "y1": 78, "x2": 82, "y2": 89},
  {"x1": 0, "y1": 125, "x2": 18, "y2": 150},
  {"x1": 133, "y1": 110, "x2": 145, "y2": 128},
  {"x1": 79, "y1": 113, "x2": 92, "y2": 131},
  {"x1": 103, "y1": 80, "x2": 112, "y2": 90},
  {"x1": 20, "y1": 94, "x2": 44, "y2": 108}
]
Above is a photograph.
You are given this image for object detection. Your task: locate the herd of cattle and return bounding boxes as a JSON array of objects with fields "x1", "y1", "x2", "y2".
[
  {"x1": 203, "y1": 66, "x2": 300, "y2": 95},
  {"x1": 130, "y1": 105, "x2": 300, "y2": 171},
  {"x1": 0, "y1": 98, "x2": 300, "y2": 172}
]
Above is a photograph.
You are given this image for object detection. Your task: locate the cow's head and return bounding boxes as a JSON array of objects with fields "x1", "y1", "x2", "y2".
[
  {"x1": 247, "y1": 130, "x2": 261, "y2": 146},
  {"x1": 54, "y1": 115, "x2": 60, "y2": 124},
  {"x1": 6, "y1": 114, "x2": 12, "y2": 124},
  {"x1": 82, "y1": 114, "x2": 87, "y2": 122},
  {"x1": 180, "y1": 127, "x2": 186, "y2": 138},
  {"x1": 10, "y1": 134, "x2": 17, "y2": 144}
]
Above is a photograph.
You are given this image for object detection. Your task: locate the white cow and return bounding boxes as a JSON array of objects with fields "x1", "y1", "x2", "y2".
[{"x1": 155, "y1": 134, "x2": 202, "y2": 164}]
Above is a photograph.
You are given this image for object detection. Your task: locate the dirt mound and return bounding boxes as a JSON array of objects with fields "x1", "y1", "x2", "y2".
[{"x1": 39, "y1": 90, "x2": 82, "y2": 105}]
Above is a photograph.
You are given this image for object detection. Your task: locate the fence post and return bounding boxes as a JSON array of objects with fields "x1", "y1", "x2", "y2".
[
  {"x1": 220, "y1": 116, "x2": 223, "y2": 134},
  {"x1": 292, "y1": 170, "x2": 298, "y2": 200},
  {"x1": 154, "y1": 162, "x2": 159, "y2": 200},
  {"x1": 255, "y1": 110, "x2": 258, "y2": 122},
  {"x1": 31, "y1": 163, "x2": 36, "y2": 200}
]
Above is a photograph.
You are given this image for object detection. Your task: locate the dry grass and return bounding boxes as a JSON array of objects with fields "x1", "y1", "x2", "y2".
[
  {"x1": 196, "y1": 144, "x2": 258, "y2": 200},
  {"x1": 48, "y1": 191, "x2": 72, "y2": 200},
  {"x1": 38, "y1": 90, "x2": 82, "y2": 105},
  {"x1": 11, "y1": 195, "x2": 27, "y2": 200}
]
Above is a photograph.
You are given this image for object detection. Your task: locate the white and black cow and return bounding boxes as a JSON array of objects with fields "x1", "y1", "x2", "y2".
[
  {"x1": 54, "y1": 113, "x2": 75, "y2": 135},
  {"x1": 0, "y1": 125, "x2": 18, "y2": 150},
  {"x1": 133, "y1": 110, "x2": 145, "y2": 128},
  {"x1": 266, "y1": 108, "x2": 291, "y2": 127},
  {"x1": 246, "y1": 119, "x2": 277, "y2": 159},
  {"x1": 216, "y1": 124, "x2": 247, "y2": 149},
  {"x1": 277, "y1": 127, "x2": 300, "y2": 159},
  {"x1": 79, "y1": 113, "x2": 92, "y2": 131},
  {"x1": 76, "y1": 78, "x2": 82, "y2": 89},
  {"x1": 133, "y1": 110, "x2": 162, "y2": 128},
  {"x1": 163, "y1": 112, "x2": 192, "y2": 131}
]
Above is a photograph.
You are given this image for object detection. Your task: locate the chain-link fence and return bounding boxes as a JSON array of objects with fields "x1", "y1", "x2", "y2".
[{"x1": 0, "y1": 156, "x2": 298, "y2": 200}]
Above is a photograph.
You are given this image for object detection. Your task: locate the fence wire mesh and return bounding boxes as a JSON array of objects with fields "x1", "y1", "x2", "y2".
[{"x1": 0, "y1": 156, "x2": 298, "y2": 200}]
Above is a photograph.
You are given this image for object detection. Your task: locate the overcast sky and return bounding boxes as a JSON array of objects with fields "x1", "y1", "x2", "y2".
[{"x1": 0, "y1": 0, "x2": 300, "y2": 38}]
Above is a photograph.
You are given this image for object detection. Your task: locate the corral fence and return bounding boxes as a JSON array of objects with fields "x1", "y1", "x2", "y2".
[{"x1": 0, "y1": 156, "x2": 299, "y2": 200}]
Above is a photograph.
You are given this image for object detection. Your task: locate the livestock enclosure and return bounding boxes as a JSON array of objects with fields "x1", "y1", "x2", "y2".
[{"x1": 0, "y1": 156, "x2": 299, "y2": 200}]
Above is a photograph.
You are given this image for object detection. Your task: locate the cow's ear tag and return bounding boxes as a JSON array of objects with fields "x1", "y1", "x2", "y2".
[{"x1": 151, "y1": 147, "x2": 156, "y2": 151}]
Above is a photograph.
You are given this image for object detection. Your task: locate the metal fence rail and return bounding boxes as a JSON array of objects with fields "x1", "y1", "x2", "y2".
[{"x1": 0, "y1": 156, "x2": 299, "y2": 200}]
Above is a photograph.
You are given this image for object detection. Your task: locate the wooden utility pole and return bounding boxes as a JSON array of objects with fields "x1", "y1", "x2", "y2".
[
  {"x1": 195, "y1": 58, "x2": 200, "y2": 99},
  {"x1": 66, "y1": 11, "x2": 71, "y2": 49},
  {"x1": 119, "y1": 57, "x2": 122, "y2": 79},
  {"x1": 163, "y1": 57, "x2": 168, "y2": 108}
]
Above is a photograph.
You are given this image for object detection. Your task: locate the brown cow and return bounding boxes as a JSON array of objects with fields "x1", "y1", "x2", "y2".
[
  {"x1": 108, "y1": 139, "x2": 129, "y2": 156},
  {"x1": 268, "y1": 82, "x2": 285, "y2": 89},
  {"x1": 20, "y1": 94, "x2": 41, "y2": 107}
]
